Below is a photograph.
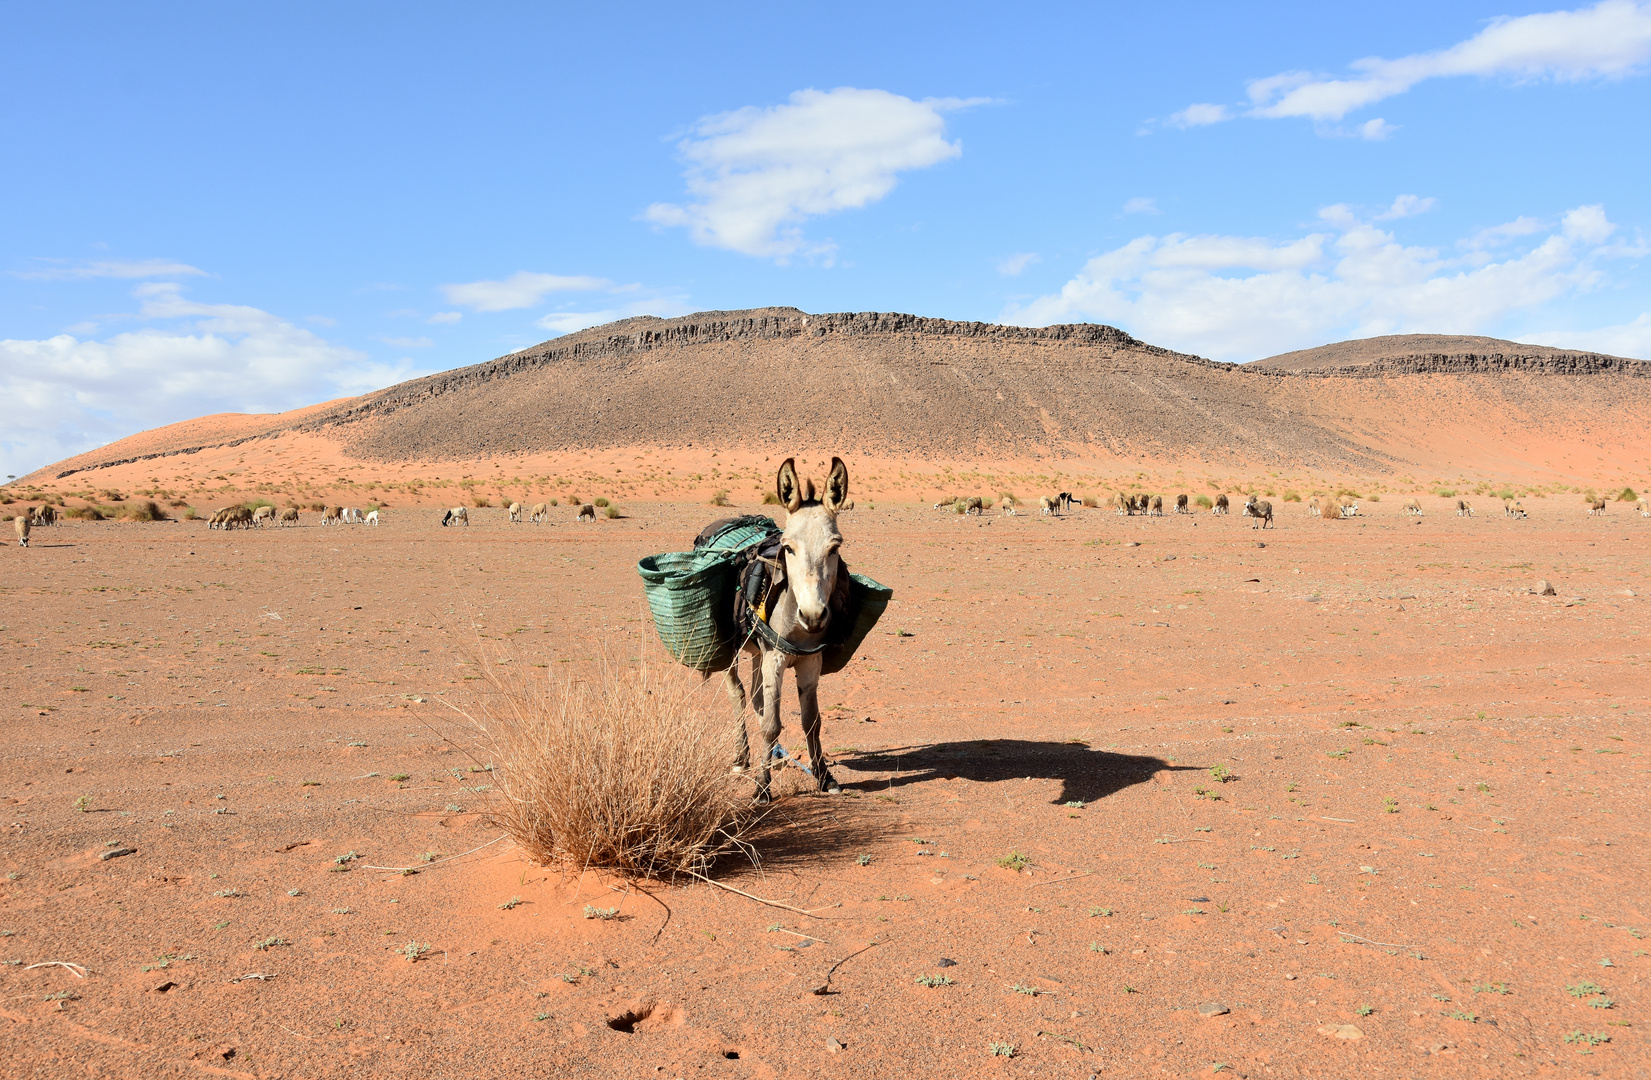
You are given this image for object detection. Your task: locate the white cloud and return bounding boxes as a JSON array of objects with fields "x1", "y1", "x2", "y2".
[
  {"x1": 440, "y1": 272, "x2": 611, "y2": 312},
  {"x1": 1464, "y1": 215, "x2": 1547, "y2": 249},
  {"x1": 535, "y1": 295, "x2": 694, "y2": 337},
  {"x1": 0, "y1": 284, "x2": 425, "y2": 478},
  {"x1": 1357, "y1": 118, "x2": 1397, "y2": 140},
  {"x1": 1122, "y1": 197, "x2": 1160, "y2": 215},
  {"x1": 1168, "y1": 103, "x2": 1232, "y2": 127},
  {"x1": 643, "y1": 87, "x2": 982, "y2": 261},
  {"x1": 426, "y1": 311, "x2": 462, "y2": 325},
  {"x1": 379, "y1": 335, "x2": 433, "y2": 348},
  {"x1": 13, "y1": 258, "x2": 207, "y2": 281},
  {"x1": 1004, "y1": 201, "x2": 1631, "y2": 362},
  {"x1": 1175, "y1": 1, "x2": 1651, "y2": 131},
  {"x1": 1525, "y1": 311, "x2": 1651, "y2": 357},
  {"x1": 997, "y1": 252, "x2": 1040, "y2": 276},
  {"x1": 1377, "y1": 194, "x2": 1437, "y2": 219}
]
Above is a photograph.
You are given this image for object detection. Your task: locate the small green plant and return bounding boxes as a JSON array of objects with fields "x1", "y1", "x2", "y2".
[
  {"x1": 72, "y1": 796, "x2": 91, "y2": 813},
  {"x1": 1009, "y1": 982, "x2": 1049, "y2": 996},
  {"x1": 389, "y1": 773, "x2": 410, "y2": 782},
  {"x1": 254, "y1": 936, "x2": 289, "y2": 951},
  {"x1": 334, "y1": 851, "x2": 359, "y2": 866},
  {"x1": 213, "y1": 888, "x2": 244, "y2": 898},
  {"x1": 1448, "y1": 1010, "x2": 1478, "y2": 1023},
  {"x1": 997, "y1": 851, "x2": 1028, "y2": 871},
  {"x1": 499, "y1": 896, "x2": 522, "y2": 910},
  {"x1": 1064, "y1": 800, "x2": 1084, "y2": 808},
  {"x1": 301, "y1": 779, "x2": 320, "y2": 787},
  {"x1": 1356, "y1": 1004, "x2": 1373, "y2": 1016},
  {"x1": 402, "y1": 941, "x2": 430, "y2": 961},
  {"x1": 1590, "y1": 998, "x2": 1615, "y2": 1009},
  {"x1": 1209, "y1": 763, "x2": 1231, "y2": 783},
  {"x1": 582, "y1": 905, "x2": 619, "y2": 920},
  {"x1": 533, "y1": 1011, "x2": 552, "y2": 1022},
  {"x1": 604, "y1": 505, "x2": 620, "y2": 519},
  {"x1": 1564, "y1": 1031, "x2": 1609, "y2": 1046},
  {"x1": 915, "y1": 974, "x2": 954, "y2": 987},
  {"x1": 1089, "y1": 906, "x2": 1112, "y2": 917},
  {"x1": 1383, "y1": 797, "x2": 1399, "y2": 813},
  {"x1": 709, "y1": 489, "x2": 730, "y2": 507},
  {"x1": 1568, "y1": 981, "x2": 1606, "y2": 998},
  {"x1": 987, "y1": 1041, "x2": 1017, "y2": 1058},
  {"x1": 593, "y1": 497, "x2": 609, "y2": 507},
  {"x1": 1473, "y1": 982, "x2": 1510, "y2": 995}
]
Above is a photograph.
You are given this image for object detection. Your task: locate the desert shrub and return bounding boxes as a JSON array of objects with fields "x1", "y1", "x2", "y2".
[
  {"x1": 1283, "y1": 491, "x2": 1301, "y2": 502},
  {"x1": 1081, "y1": 496, "x2": 1098, "y2": 508},
  {"x1": 955, "y1": 500, "x2": 966, "y2": 514},
  {"x1": 245, "y1": 498, "x2": 273, "y2": 509},
  {"x1": 471, "y1": 661, "x2": 753, "y2": 876},
  {"x1": 709, "y1": 489, "x2": 730, "y2": 507},
  {"x1": 168, "y1": 499, "x2": 189, "y2": 508},
  {"x1": 604, "y1": 505, "x2": 620, "y2": 519},
  {"x1": 1368, "y1": 494, "x2": 1381, "y2": 502},
  {"x1": 472, "y1": 496, "x2": 491, "y2": 508},
  {"x1": 548, "y1": 498, "x2": 559, "y2": 507},
  {"x1": 998, "y1": 492, "x2": 1017, "y2": 505},
  {"x1": 1618, "y1": 487, "x2": 1638, "y2": 502},
  {"x1": 308, "y1": 502, "x2": 327, "y2": 512},
  {"x1": 66, "y1": 506, "x2": 106, "y2": 520},
  {"x1": 1195, "y1": 494, "x2": 1213, "y2": 508},
  {"x1": 181, "y1": 506, "x2": 199, "y2": 520},
  {"x1": 1435, "y1": 488, "x2": 1456, "y2": 499},
  {"x1": 118, "y1": 500, "x2": 167, "y2": 522},
  {"x1": 594, "y1": 497, "x2": 610, "y2": 508},
  {"x1": 761, "y1": 491, "x2": 780, "y2": 505}
]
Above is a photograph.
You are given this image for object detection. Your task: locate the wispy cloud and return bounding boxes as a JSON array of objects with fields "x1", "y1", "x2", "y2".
[
  {"x1": 1170, "y1": 1, "x2": 1651, "y2": 134},
  {"x1": 1122, "y1": 197, "x2": 1160, "y2": 215},
  {"x1": 997, "y1": 252, "x2": 1040, "y2": 276},
  {"x1": 0, "y1": 283, "x2": 427, "y2": 478},
  {"x1": 426, "y1": 311, "x2": 462, "y2": 325},
  {"x1": 1377, "y1": 194, "x2": 1436, "y2": 220},
  {"x1": 14, "y1": 258, "x2": 207, "y2": 281},
  {"x1": 1004, "y1": 200, "x2": 1636, "y2": 362},
  {"x1": 440, "y1": 272, "x2": 611, "y2": 312},
  {"x1": 644, "y1": 87, "x2": 985, "y2": 261},
  {"x1": 535, "y1": 294, "x2": 695, "y2": 337},
  {"x1": 379, "y1": 335, "x2": 433, "y2": 348}
]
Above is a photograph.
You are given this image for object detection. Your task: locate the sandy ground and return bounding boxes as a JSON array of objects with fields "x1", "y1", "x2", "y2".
[{"x1": 3, "y1": 496, "x2": 1648, "y2": 1078}]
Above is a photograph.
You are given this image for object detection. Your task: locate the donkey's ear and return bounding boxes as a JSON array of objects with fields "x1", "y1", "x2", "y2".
[
  {"x1": 776, "y1": 458, "x2": 803, "y2": 512},
  {"x1": 824, "y1": 457, "x2": 849, "y2": 513}
]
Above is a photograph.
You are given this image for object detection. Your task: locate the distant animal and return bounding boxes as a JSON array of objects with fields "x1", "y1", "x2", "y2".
[
  {"x1": 251, "y1": 505, "x2": 275, "y2": 527},
  {"x1": 1149, "y1": 494, "x2": 1163, "y2": 515},
  {"x1": 1512, "y1": 501, "x2": 1527, "y2": 519},
  {"x1": 1058, "y1": 492, "x2": 1075, "y2": 513},
  {"x1": 1213, "y1": 494, "x2": 1229, "y2": 515},
  {"x1": 1246, "y1": 497, "x2": 1274, "y2": 529},
  {"x1": 220, "y1": 506, "x2": 253, "y2": 530},
  {"x1": 999, "y1": 497, "x2": 1017, "y2": 516},
  {"x1": 14, "y1": 515, "x2": 29, "y2": 547},
  {"x1": 30, "y1": 505, "x2": 56, "y2": 526},
  {"x1": 1134, "y1": 494, "x2": 1150, "y2": 515},
  {"x1": 1588, "y1": 497, "x2": 1607, "y2": 516},
  {"x1": 323, "y1": 506, "x2": 344, "y2": 526},
  {"x1": 933, "y1": 496, "x2": 957, "y2": 509},
  {"x1": 508, "y1": 502, "x2": 522, "y2": 523},
  {"x1": 1639, "y1": 499, "x2": 1650, "y2": 518},
  {"x1": 530, "y1": 502, "x2": 548, "y2": 523},
  {"x1": 1404, "y1": 498, "x2": 1423, "y2": 516},
  {"x1": 1039, "y1": 495, "x2": 1056, "y2": 515},
  {"x1": 1112, "y1": 492, "x2": 1129, "y2": 515},
  {"x1": 1308, "y1": 497, "x2": 1321, "y2": 517},
  {"x1": 719, "y1": 457, "x2": 853, "y2": 802},
  {"x1": 1340, "y1": 500, "x2": 1359, "y2": 517},
  {"x1": 1503, "y1": 499, "x2": 1516, "y2": 518},
  {"x1": 1174, "y1": 494, "x2": 1189, "y2": 514},
  {"x1": 442, "y1": 506, "x2": 469, "y2": 527},
  {"x1": 964, "y1": 496, "x2": 984, "y2": 515},
  {"x1": 364, "y1": 509, "x2": 379, "y2": 526},
  {"x1": 347, "y1": 507, "x2": 367, "y2": 524},
  {"x1": 577, "y1": 503, "x2": 596, "y2": 522},
  {"x1": 1458, "y1": 499, "x2": 1475, "y2": 517},
  {"x1": 279, "y1": 507, "x2": 299, "y2": 525}
]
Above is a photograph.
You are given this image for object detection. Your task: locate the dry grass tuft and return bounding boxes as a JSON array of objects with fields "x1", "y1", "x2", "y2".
[{"x1": 470, "y1": 659, "x2": 754, "y2": 878}]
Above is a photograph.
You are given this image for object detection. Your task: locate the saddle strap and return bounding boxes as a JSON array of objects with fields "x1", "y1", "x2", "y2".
[{"x1": 749, "y1": 612, "x2": 830, "y2": 656}]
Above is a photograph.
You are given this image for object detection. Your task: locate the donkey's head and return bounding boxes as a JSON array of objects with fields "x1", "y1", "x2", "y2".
[{"x1": 776, "y1": 456, "x2": 848, "y2": 635}]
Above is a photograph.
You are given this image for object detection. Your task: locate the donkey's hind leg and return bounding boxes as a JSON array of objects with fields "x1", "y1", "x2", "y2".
[{"x1": 722, "y1": 655, "x2": 752, "y2": 771}]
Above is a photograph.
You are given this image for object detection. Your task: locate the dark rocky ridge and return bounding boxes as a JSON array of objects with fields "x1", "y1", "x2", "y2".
[{"x1": 1253, "y1": 333, "x2": 1644, "y2": 377}]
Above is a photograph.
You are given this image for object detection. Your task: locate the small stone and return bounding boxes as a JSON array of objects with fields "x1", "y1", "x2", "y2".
[
  {"x1": 1284, "y1": 974, "x2": 1297, "y2": 980},
  {"x1": 826, "y1": 1037, "x2": 844, "y2": 1053},
  {"x1": 153, "y1": 980, "x2": 177, "y2": 993},
  {"x1": 1127, "y1": 541, "x2": 1140, "y2": 547},
  {"x1": 1198, "y1": 1002, "x2": 1230, "y2": 1017},
  {"x1": 1161, "y1": 554, "x2": 1176, "y2": 561},
  {"x1": 1318, "y1": 1023, "x2": 1363, "y2": 1040},
  {"x1": 99, "y1": 847, "x2": 137, "y2": 861},
  {"x1": 935, "y1": 958, "x2": 957, "y2": 968},
  {"x1": 1255, "y1": 541, "x2": 1266, "y2": 548},
  {"x1": 1535, "y1": 579, "x2": 1556, "y2": 596}
]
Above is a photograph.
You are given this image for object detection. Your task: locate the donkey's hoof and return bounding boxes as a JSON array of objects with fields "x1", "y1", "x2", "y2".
[
  {"x1": 730, "y1": 764, "x2": 747, "y2": 775},
  {"x1": 753, "y1": 789, "x2": 773, "y2": 805},
  {"x1": 819, "y1": 771, "x2": 841, "y2": 795}
]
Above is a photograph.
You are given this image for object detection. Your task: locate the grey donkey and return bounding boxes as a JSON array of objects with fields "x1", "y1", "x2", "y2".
[{"x1": 724, "y1": 457, "x2": 852, "y2": 802}]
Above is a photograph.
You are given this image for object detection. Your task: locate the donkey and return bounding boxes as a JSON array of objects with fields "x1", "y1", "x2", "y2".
[{"x1": 723, "y1": 458, "x2": 853, "y2": 802}]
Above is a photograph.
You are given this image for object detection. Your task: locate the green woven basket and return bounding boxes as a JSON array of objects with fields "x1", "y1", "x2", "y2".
[
  {"x1": 637, "y1": 550, "x2": 738, "y2": 672},
  {"x1": 821, "y1": 574, "x2": 893, "y2": 675}
]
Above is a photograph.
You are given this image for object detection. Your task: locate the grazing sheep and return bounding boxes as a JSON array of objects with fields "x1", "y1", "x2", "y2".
[
  {"x1": 933, "y1": 496, "x2": 958, "y2": 509},
  {"x1": 1174, "y1": 493, "x2": 1189, "y2": 514},
  {"x1": 999, "y1": 497, "x2": 1017, "y2": 516},
  {"x1": 279, "y1": 507, "x2": 299, "y2": 525},
  {"x1": 530, "y1": 502, "x2": 548, "y2": 523},
  {"x1": 1111, "y1": 492, "x2": 1128, "y2": 515},
  {"x1": 1638, "y1": 499, "x2": 1650, "y2": 518},
  {"x1": 1307, "y1": 497, "x2": 1321, "y2": 517},
  {"x1": 1149, "y1": 494, "x2": 1163, "y2": 515},
  {"x1": 251, "y1": 505, "x2": 275, "y2": 527},
  {"x1": 577, "y1": 503, "x2": 596, "y2": 522},
  {"x1": 441, "y1": 506, "x2": 469, "y2": 527},
  {"x1": 1588, "y1": 497, "x2": 1607, "y2": 516},
  {"x1": 1512, "y1": 501, "x2": 1528, "y2": 519},
  {"x1": 321, "y1": 506, "x2": 343, "y2": 526},
  {"x1": 1134, "y1": 494, "x2": 1150, "y2": 515},
  {"x1": 14, "y1": 515, "x2": 30, "y2": 547},
  {"x1": 1404, "y1": 498, "x2": 1423, "y2": 516},
  {"x1": 365, "y1": 509, "x2": 379, "y2": 526},
  {"x1": 30, "y1": 505, "x2": 56, "y2": 526},
  {"x1": 1340, "y1": 500, "x2": 1359, "y2": 517},
  {"x1": 216, "y1": 506, "x2": 253, "y2": 530},
  {"x1": 508, "y1": 502, "x2": 522, "y2": 523},
  {"x1": 1458, "y1": 499, "x2": 1475, "y2": 517},
  {"x1": 964, "y1": 496, "x2": 984, "y2": 515},
  {"x1": 1246, "y1": 497, "x2": 1274, "y2": 529},
  {"x1": 1039, "y1": 495, "x2": 1056, "y2": 515},
  {"x1": 1503, "y1": 499, "x2": 1516, "y2": 518},
  {"x1": 1212, "y1": 493, "x2": 1229, "y2": 515}
]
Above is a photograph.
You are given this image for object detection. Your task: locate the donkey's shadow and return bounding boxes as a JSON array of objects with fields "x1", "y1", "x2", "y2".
[{"x1": 832, "y1": 739, "x2": 1199, "y2": 805}]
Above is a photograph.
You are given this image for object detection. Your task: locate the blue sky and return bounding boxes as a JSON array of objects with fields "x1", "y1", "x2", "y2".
[{"x1": 4, "y1": 1, "x2": 1650, "y2": 476}]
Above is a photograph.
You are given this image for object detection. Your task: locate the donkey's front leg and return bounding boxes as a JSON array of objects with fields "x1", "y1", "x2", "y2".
[
  {"x1": 722, "y1": 658, "x2": 751, "y2": 771},
  {"x1": 794, "y1": 656, "x2": 840, "y2": 794},
  {"x1": 752, "y1": 651, "x2": 786, "y2": 803}
]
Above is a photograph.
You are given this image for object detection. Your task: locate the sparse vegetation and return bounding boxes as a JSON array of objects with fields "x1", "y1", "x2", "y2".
[
  {"x1": 987, "y1": 1041, "x2": 1017, "y2": 1057},
  {"x1": 581, "y1": 905, "x2": 619, "y2": 920},
  {"x1": 915, "y1": 974, "x2": 954, "y2": 987},
  {"x1": 997, "y1": 851, "x2": 1028, "y2": 871},
  {"x1": 402, "y1": 940, "x2": 430, "y2": 961}
]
